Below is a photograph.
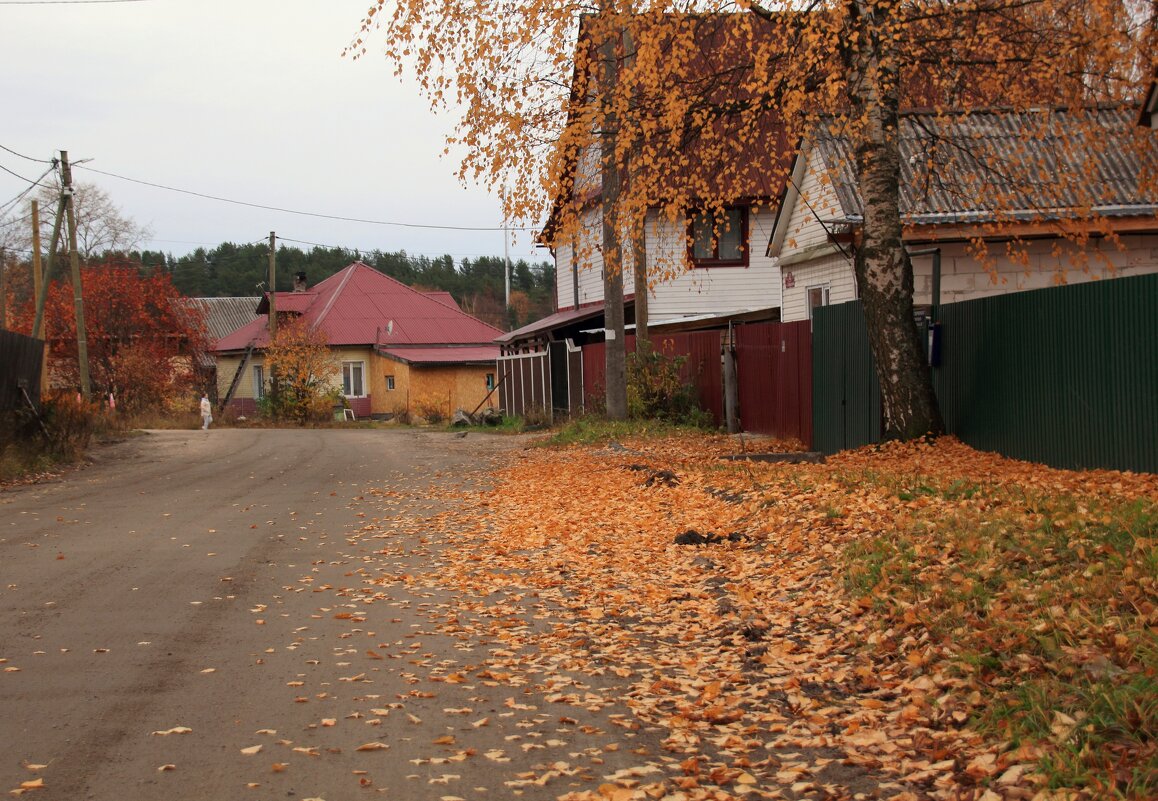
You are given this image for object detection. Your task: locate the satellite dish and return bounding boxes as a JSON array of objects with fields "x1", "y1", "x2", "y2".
[{"x1": 387, "y1": 320, "x2": 394, "y2": 336}]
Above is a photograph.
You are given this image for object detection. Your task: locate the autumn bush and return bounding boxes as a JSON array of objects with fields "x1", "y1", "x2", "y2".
[
  {"x1": 262, "y1": 319, "x2": 339, "y2": 424},
  {"x1": 0, "y1": 393, "x2": 115, "y2": 481},
  {"x1": 414, "y1": 401, "x2": 447, "y2": 425},
  {"x1": 9, "y1": 261, "x2": 208, "y2": 411},
  {"x1": 626, "y1": 343, "x2": 712, "y2": 427}
]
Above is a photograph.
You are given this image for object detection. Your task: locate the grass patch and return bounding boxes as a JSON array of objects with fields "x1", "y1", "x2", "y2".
[
  {"x1": 842, "y1": 490, "x2": 1157, "y2": 798},
  {"x1": 445, "y1": 415, "x2": 528, "y2": 435},
  {"x1": 544, "y1": 416, "x2": 702, "y2": 447}
]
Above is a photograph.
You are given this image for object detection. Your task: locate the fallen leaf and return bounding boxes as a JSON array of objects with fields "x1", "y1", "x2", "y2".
[{"x1": 355, "y1": 742, "x2": 389, "y2": 752}]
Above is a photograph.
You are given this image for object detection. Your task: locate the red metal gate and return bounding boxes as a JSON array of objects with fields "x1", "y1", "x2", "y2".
[
  {"x1": 582, "y1": 332, "x2": 724, "y2": 426},
  {"x1": 735, "y1": 320, "x2": 812, "y2": 446}
]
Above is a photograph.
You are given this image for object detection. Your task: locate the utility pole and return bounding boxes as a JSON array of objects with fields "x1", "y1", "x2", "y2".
[
  {"x1": 0, "y1": 247, "x2": 7, "y2": 331},
  {"x1": 61, "y1": 151, "x2": 91, "y2": 401},
  {"x1": 0, "y1": 246, "x2": 8, "y2": 331},
  {"x1": 31, "y1": 200, "x2": 44, "y2": 337},
  {"x1": 503, "y1": 226, "x2": 511, "y2": 310},
  {"x1": 268, "y1": 231, "x2": 277, "y2": 338},
  {"x1": 30, "y1": 188, "x2": 66, "y2": 342},
  {"x1": 31, "y1": 199, "x2": 48, "y2": 395}
]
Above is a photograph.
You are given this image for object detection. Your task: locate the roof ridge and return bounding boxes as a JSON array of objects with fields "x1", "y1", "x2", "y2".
[{"x1": 312, "y1": 262, "x2": 361, "y2": 328}]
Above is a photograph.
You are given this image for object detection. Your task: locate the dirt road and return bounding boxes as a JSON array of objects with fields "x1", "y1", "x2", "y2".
[{"x1": 1, "y1": 428, "x2": 656, "y2": 801}]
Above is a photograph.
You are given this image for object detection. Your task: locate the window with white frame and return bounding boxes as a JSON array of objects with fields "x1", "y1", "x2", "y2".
[
  {"x1": 342, "y1": 361, "x2": 366, "y2": 397},
  {"x1": 807, "y1": 285, "x2": 831, "y2": 319},
  {"x1": 253, "y1": 364, "x2": 265, "y2": 399},
  {"x1": 386, "y1": 375, "x2": 395, "y2": 391}
]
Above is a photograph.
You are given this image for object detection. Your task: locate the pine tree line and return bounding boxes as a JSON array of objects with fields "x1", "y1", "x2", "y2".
[{"x1": 136, "y1": 243, "x2": 555, "y2": 331}]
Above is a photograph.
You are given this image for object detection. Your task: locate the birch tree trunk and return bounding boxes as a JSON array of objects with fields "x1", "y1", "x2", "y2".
[
  {"x1": 843, "y1": 0, "x2": 943, "y2": 440},
  {"x1": 599, "y1": 14, "x2": 628, "y2": 420}
]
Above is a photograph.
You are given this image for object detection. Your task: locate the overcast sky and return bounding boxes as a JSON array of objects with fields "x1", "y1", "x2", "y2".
[{"x1": 0, "y1": 0, "x2": 547, "y2": 265}]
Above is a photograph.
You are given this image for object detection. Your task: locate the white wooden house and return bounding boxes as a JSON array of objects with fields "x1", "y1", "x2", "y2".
[
  {"x1": 769, "y1": 107, "x2": 1158, "y2": 323},
  {"x1": 503, "y1": 15, "x2": 794, "y2": 356}
]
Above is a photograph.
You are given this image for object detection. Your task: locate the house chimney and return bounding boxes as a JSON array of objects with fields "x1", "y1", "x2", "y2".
[{"x1": 293, "y1": 271, "x2": 308, "y2": 292}]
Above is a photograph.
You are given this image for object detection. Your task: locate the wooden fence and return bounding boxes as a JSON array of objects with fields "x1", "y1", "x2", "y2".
[{"x1": 0, "y1": 330, "x2": 44, "y2": 412}]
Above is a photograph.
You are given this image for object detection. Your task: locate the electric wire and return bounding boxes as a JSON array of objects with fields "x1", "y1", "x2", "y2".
[
  {"x1": 75, "y1": 164, "x2": 539, "y2": 233},
  {"x1": 0, "y1": 0, "x2": 152, "y2": 5},
  {"x1": 0, "y1": 144, "x2": 54, "y2": 164},
  {"x1": 0, "y1": 163, "x2": 58, "y2": 217}
]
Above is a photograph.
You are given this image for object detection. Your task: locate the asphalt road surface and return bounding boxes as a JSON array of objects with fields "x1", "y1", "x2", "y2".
[{"x1": 0, "y1": 428, "x2": 662, "y2": 801}]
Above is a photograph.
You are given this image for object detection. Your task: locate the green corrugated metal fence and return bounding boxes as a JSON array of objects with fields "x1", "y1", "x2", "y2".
[
  {"x1": 811, "y1": 302, "x2": 882, "y2": 454},
  {"x1": 810, "y1": 274, "x2": 1158, "y2": 472},
  {"x1": 935, "y1": 273, "x2": 1158, "y2": 473}
]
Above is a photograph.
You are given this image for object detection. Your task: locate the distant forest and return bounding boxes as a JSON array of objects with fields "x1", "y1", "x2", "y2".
[{"x1": 138, "y1": 243, "x2": 556, "y2": 332}]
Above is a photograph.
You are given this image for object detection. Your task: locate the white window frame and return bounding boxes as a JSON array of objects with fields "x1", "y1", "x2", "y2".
[
  {"x1": 806, "y1": 284, "x2": 831, "y2": 320},
  {"x1": 386, "y1": 375, "x2": 396, "y2": 391},
  {"x1": 341, "y1": 360, "x2": 366, "y2": 398},
  {"x1": 253, "y1": 364, "x2": 265, "y2": 399}
]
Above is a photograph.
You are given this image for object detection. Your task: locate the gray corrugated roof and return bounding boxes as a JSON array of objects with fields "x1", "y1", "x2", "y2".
[
  {"x1": 814, "y1": 107, "x2": 1158, "y2": 225},
  {"x1": 188, "y1": 297, "x2": 261, "y2": 343}
]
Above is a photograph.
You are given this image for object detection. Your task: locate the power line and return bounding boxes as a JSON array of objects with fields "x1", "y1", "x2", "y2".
[
  {"x1": 75, "y1": 164, "x2": 540, "y2": 233},
  {"x1": 0, "y1": 0, "x2": 153, "y2": 5},
  {"x1": 0, "y1": 144, "x2": 54, "y2": 164},
  {"x1": 0, "y1": 162, "x2": 42, "y2": 185},
  {"x1": 0, "y1": 162, "x2": 57, "y2": 216}
]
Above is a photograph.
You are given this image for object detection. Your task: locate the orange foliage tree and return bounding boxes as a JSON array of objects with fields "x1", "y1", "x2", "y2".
[
  {"x1": 10, "y1": 260, "x2": 208, "y2": 414},
  {"x1": 262, "y1": 317, "x2": 339, "y2": 423},
  {"x1": 355, "y1": 0, "x2": 1155, "y2": 438}
]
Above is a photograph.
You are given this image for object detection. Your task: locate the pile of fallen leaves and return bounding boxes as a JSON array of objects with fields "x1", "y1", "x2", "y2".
[{"x1": 378, "y1": 433, "x2": 1156, "y2": 800}]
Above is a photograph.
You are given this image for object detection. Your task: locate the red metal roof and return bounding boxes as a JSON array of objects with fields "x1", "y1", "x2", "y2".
[
  {"x1": 494, "y1": 303, "x2": 609, "y2": 344},
  {"x1": 378, "y1": 345, "x2": 499, "y2": 365},
  {"x1": 214, "y1": 262, "x2": 503, "y2": 352},
  {"x1": 423, "y1": 291, "x2": 460, "y2": 310}
]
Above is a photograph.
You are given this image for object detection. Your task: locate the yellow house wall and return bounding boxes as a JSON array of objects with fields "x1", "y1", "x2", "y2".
[
  {"x1": 217, "y1": 348, "x2": 496, "y2": 419},
  {"x1": 214, "y1": 354, "x2": 267, "y2": 400},
  {"x1": 373, "y1": 355, "x2": 496, "y2": 420},
  {"x1": 409, "y1": 364, "x2": 496, "y2": 420},
  {"x1": 369, "y1": 352, "x2": 413, "y2": 416}
]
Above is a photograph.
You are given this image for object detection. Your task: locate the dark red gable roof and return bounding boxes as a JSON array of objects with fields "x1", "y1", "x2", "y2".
[{"x1": 214, "y1": 262, "x2": 503, "y2": 352}]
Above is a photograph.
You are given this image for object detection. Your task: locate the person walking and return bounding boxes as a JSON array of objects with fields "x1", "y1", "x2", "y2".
[{"x1": 200, "y1": 393, "x2": 213, "y2": 430}]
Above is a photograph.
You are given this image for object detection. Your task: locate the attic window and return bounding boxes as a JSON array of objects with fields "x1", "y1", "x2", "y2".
[{"x1": 690, "y1": 206, "x2": 748, "y2": 267}]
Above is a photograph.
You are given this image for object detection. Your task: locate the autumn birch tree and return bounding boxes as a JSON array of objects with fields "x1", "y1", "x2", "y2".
[{"x1": 356, "y1": 0, "x2": 1154, "y2": 439}]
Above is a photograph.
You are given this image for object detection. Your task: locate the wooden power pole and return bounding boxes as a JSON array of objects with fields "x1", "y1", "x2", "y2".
[
  {"x1": 268, "y1": 231, "x2": 277, "y2": 338},
  {"x1": 0, "y1": 247, "x2": 7, "y2": 331},
  {"x1": 31, "y1": 200, "x2": 44, "y2": 338},
  {"x1": 61, "y1": 150, "x2": 92, "y2": 401},
  {"x1": 31, "y1": 183, "x2": 67, "y2": 342},
  {"x1": 31, "y1": 199, "x2": 49, "y2": 395}
]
